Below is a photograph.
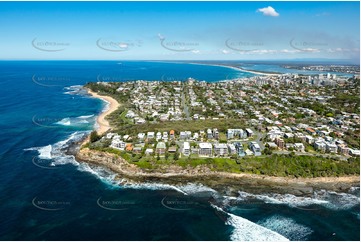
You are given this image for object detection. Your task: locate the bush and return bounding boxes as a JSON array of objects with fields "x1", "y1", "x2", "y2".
[{"x1": 90, "y1": 131, "x2": 100, "y2": 143}]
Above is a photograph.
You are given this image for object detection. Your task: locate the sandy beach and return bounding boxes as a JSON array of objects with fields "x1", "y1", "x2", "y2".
[
  {"x1": 86, "y1": 88, "x2": 120, "y2": 135},
  {"x1": 187, "y1": 62, "x2": 280, "y2": 76}
]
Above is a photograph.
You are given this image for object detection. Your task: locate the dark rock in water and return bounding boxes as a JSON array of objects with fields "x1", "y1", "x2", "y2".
[
  {"x1": 65, "y1": 134, "x2": 88, "y2": 156},
  {"x1": 296, "y1": 186, "x2": 314, "y2": 195}
]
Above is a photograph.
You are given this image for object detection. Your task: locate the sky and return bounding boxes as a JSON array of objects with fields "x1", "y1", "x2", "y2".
[{"x1": 0, "y1": 1, "x2": 359, "y2": 63}]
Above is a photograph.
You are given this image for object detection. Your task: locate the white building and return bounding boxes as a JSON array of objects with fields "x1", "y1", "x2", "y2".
[
  {"x1": 147, "y1": 132, "x2": 155, "y2": 139},
  {"x1": 183, "y1": 142, "x2": 190, "y2": 156},
  {"x1": 198, "y1": 142, "x2": 212, "y2": 157},
  {"x1": 214, "y1": 143, "x2": 228, "y2": 156},
  {"x1": 111, "y1": 139, "x2": 125, "y2": 150},
  {"x1": 156, "y1": 132, "x2": 162, "y2": 141},
  {"x1": 137, "y1": 133, "x2": 146, "y2": 140},
  {"x1": 326, "y1": 143, "x2": 338, "y2": 153},
  {"x1": 228, "y1": 144, "x2": 237, "y2": 154},
  {"x1": 249, "y1": 142, "x2": 261, "y2": 156}
]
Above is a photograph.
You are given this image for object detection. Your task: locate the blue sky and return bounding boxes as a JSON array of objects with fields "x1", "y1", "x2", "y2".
[{"x1": 0, "y1": 1, "x2": 359, "y2": 63}]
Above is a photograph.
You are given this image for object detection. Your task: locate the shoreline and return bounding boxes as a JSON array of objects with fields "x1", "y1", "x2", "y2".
[
  {"x1": 74, "y1": 87, "x2": 359, "y2": 196},
  {"x1": 185, "y1": 61, "x2": 280, "y2": 76},
  {"x1": 76, "y1": 148, "x2": 360, "y2": 196},
  {"x1": 86, "y1": 88, "x2": 120, "y2": 135}
]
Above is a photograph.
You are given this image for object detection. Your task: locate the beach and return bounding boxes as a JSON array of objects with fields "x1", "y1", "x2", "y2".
[
  {"x1": 187, "y1": 62, "x2": 280, "y2": 76},
  {"x1": 86, "y1": 88, "x2": 120, "y2": 135}
]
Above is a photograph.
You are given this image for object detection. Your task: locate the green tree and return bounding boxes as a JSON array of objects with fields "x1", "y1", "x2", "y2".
[
  {"x1": 90, "y1": 131, "x2": 100, "y2": 143},
  {"x1": 174, "y1": 151, "x2": 179, "y2": 161}
]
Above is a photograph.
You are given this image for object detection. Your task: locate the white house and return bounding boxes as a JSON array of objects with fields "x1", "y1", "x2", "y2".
[
  {"x1": 249, "y1": 142, "x2": 261, "y2": 156},
  {"x1": 183, "y1": 142, "x2": 190, "y2": 156},
  {"x1": 294, "y1": 143, "x2": 305, "y2": 152},
  {"x1": 156, "y1": 132, "x2": 162, "y2": 141},
  {"x1": 147, "y1": 132, "x2": 155, "y2": 139},
  {"x1": 214, "y1": 143, "x2": 228, "y2": 156},
  {"x1": 111, "y1": 139, "x2": 125, "y2": 150},
  {"x1": 137, "y1": 133, "x2": 146, "y2": 140},
  {"x1": 228, "y1": 144, "x2": 237, "y2": 154},
  {"x1": 198, "y1": 142, "x2": 212, "y2": 157},
  {"x1": 326, "y1": 143, "x2": 338, "y2": 153}
]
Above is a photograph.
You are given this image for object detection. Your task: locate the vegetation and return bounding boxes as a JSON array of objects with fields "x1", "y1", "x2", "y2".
[
  {"x1": 86, "y1": 144, "x2": 360, "y2": 178},
  {"x1": 110, "y1": 118, "x2": 246, "y2": 136},
  {"x1": 90, "y1": 131, "x2": 101, "y2": 143}
]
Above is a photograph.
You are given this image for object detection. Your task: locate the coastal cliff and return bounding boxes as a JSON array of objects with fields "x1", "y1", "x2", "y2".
[{"x1": 76, "y1": 148, "x2": 360, "y2": 196}]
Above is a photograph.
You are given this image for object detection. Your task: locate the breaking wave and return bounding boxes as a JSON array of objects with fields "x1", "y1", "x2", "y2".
[
  {"x1": 211, "y1": 204, "x2": 289, "y2": 241},
  {"x1": 235, "y1": 190, "x2": 360, "y2": 210},
  {"x1": 63, "y1": 85, "x2": 86, "y2": 95},
  {"x1": 258, "y1": 215, "x2": 313, "y2": 241},
  {"x1": 55, "y1": 115, "x2": 95, "y2": 127}
]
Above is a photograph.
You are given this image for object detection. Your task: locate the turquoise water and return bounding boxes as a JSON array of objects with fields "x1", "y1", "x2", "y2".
[{"x1": 0, "y1": 61, "x2": 359, "y2": 240}]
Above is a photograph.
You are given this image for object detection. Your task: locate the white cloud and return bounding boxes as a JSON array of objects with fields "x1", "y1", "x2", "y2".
[
  {"x1": 279, "y1": 49, "x2": 300, "y2": 53},
  {"x1": 257, "y1": 6, "x2": 280, "y2": 17},
  {"x1": 326, "y1": 48, "x2": 360, "y2": 53},
  {"x1": 221, "y1": 49, "x2": 231, "y2": 54}
]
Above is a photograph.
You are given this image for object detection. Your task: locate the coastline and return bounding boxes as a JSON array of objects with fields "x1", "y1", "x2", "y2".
[
  {"x1": 76, "y1": 147, "x2": 360, "y2": 196},
  {"x1": 185, "y1": 62, "x2": 280, "y2": 76},
  {"x1": 74, "y1": 87, "x2": 359, "y2": 197},
  {"x1": 86, "y1": 88, "x2": 120, "y2": 135}
]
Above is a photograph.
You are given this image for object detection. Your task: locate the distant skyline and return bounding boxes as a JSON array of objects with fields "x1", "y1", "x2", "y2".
[{"x1": 0, "y1": 1, "x2": 359, "y2": 63}]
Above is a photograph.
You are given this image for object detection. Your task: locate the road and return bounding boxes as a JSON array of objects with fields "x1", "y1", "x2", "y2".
[{"x1": 181, "y1": 88, "x2": 191, "y2": 120}]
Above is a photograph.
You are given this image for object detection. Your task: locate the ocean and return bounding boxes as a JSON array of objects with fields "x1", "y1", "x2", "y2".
[{"x1": 0, "y1": 61, "x2": 359, "y2": 241}]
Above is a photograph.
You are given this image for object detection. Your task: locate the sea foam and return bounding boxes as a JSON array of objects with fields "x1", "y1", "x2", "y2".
[
  {"x1": 258, "y1": 215, "x2": 313, "y2": 241},
  {"x1": 211, "y1": 204, "x2": 289, "y2": 241},
  {"x1": 235, "y1": 190, "x2": 360, "y2": 211}
]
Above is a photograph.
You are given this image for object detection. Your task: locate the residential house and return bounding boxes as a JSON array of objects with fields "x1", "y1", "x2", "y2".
[
  {"x1": 145, "y1": 148, "x2": 153, "y2": 155},
  {"x1": 227, "y1": 129, "x2": 235, "y2": 139},
  {"x1": 214, "y1": 143, "x2": 228, "y2": 156},
  {"x1": 156, "y1": 142, "x2": 166, "y2": 154},
  {"x1": 125, "y1": 143, "x2": 133, "y2": 152},
  {"x1": 349, "y1": 149, "x2": 360, "y2": 156},
  {"x1": 249, "y1": 142, "x2": 261, "y2": 156},
  {"x1": 235, "y1": 143, "x2": 245, "y2": 157},
  {"x1": 168, "y1": 146, "x2": 177, "y2": 153},
  {"x1": 162, "y1": 132, "x2": 168, "y2": 142},
  {"x1": 294, "y1": 143, "x2": 305, "y2": 152},
  {"x1": 228, "y1": 144, "x2": 237, "y2": 154},
  {"x1": 183, "y1": 142, "x2": 190, "y2": 156},
  {"x1": 169, "y1": 130, "x2": 175, "y2": 139},
  {"x1": 133, "y1": 147, "x2": 142, "y2": 153},
  {"x1": 245, "y1": 128, "x2": 254, "y2": 137},
  {"x1": 106, "y1": 133, "x2": 115, "y2": 139},
  {"x1": 137, "y1": 133, "x2": 146, "y2": 141},
  {"x1": 305, "y1": 135, "x2": 314, "y2": 144},
  {"x1": 156, "y1": 132, "x2": 162, "y2": 141},
  {"x1": 338, "y1": 144, "x2": 349, "y2": 156},
  {"x1": 147, "y1": 132, "x2": 155, "y2": 140},
  {"x1": 180, "y1": 131, "x2": 187, "y2": 140},
  {"x1": 207, "y1": 129, "x2": 213, "y2": 139},
  {"x1": 111, "y1": 139, "x2": 125, "y2": 150},
  {"x1": 275, "y1": 138, "x2": 285, "y2": 150},
  {"x1": 306, "y1": 128, "x2": 316, "y2": 136},
  {"x1": 326, "y1": 143, "x2": 338, "y2": 153},
  {"x1": 314, "y1": 141, "x2": 326, "y2": 152},
  {"x1": 266, "y1": 142, "x2": 278, "y2": 149},
  {"x1": 198, "y1": 142, "x2": 213, "y2": 157},
  {"x1": 213, "y1": 128, "x2": 219, "y2": 140}
]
